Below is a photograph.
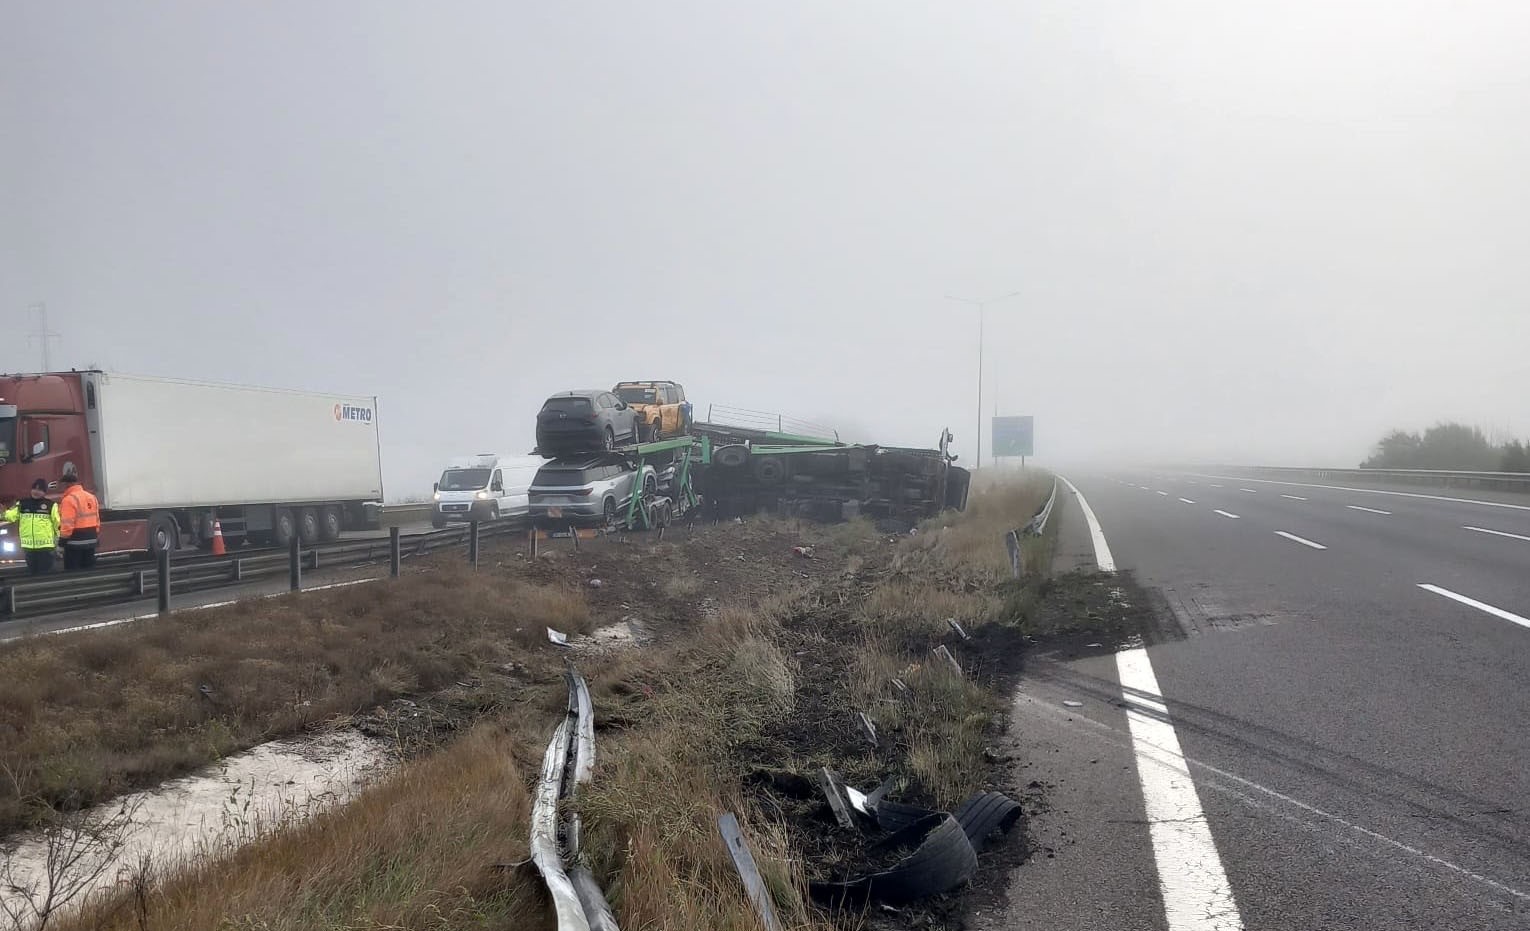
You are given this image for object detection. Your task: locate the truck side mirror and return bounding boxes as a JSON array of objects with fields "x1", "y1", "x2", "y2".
[{"x1": 433, "y1": 481, "x2": 439, "y2": 492}]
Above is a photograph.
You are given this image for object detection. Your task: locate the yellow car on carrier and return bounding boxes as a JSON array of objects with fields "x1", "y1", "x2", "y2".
[{"x1": 613, "y1": 380, "x2": 691, "y2": 443}]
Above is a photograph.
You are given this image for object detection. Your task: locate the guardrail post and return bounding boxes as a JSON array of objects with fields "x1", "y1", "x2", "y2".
[
  {"x1": 289, "y1": 535, "x2": 301, "y2": 591},
  {"x1": 156, "y1": 544, "x2": 172, "y2": 616},
  {"x1": 1005, "y1": 529, "x2": 1022, "y2": 580},
  {"x1": 232, "y1": 558, "x2": 242, "y2": 583},
  {"x1": 390, "y1": 526, "x2": 401, "y2": 578},
  {"x1": 5, "y1": 584, "x2": 16, "y2": 618},
  {"x1": 133, "y1": 570, "x2": 146, "y2": 597},
  {"x1": 528, "y1": 528, "x2": 538, "y2": 559},
  {"x1": 468, "y1": 520, "x2": 480, "y2": 568},
  {"x1": 570, "y1": 524, "x2": 580, "y2": 551}
]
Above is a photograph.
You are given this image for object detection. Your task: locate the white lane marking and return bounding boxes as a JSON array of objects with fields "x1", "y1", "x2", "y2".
[
  {"x1": 1179, "y1": 498, "x2": 1197, "y2": 505},
  {"x1": 1189, "y1": 473, "x2": 1530, "y2": 513},
  {"x1": 1019, "y1": 694, "x2": 1530, "y2": 906},
  {"x1": 1418, "y1": 584, "x2": 1530, "y2": 631},
  {"x1": 1280, "y1": 494, "x2": 1308, "y2": 501},
  {"x1": 1274, "y1": 531, "x2": 1327, "y2": 550},
  {"x1": 1213, "y1": 510, "x2": 1241, "y2": 519},
  {"x1": 1210, "y1": 484, "x2": 1224, "y2": 488},
  {"x1": 1118, "y1": 648, "x2": 1245, "y2": 930},
  {"x1": 1346, "y1": 505, "x2": 1392, "y2": 515},
  {"x1": 1058, "y1": 475, "x2": 1115, "y2": 571},
  {"x1": 1157, "y1": 491, "x2": 1170, "y2": 496},
  {"x1": 1239, "y1": 488, "x2": 1258, "y2": 494},
  {"x1": 1186, "y1": 480, "x2": 1200, "y2": 486},
  {"x1": 1463, "y1": 525, "x2": 1530, "y2": 543}
]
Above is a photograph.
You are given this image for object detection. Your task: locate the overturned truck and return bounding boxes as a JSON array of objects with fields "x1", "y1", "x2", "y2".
[{"x1": 690, "y1": 422, "x2": 970, "y2": 523}]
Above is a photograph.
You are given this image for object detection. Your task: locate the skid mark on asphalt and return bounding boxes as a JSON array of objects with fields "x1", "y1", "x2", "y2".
[
  {"x1": 1020, "y1": 694, "x2": 1530, "y2": 911},
  {"x1": 1058, "y1": 476, "x2": 1241, "y2": 929},
  {"x1": 1118, "y1": 648, "x2": 1245, "y2": 930}
]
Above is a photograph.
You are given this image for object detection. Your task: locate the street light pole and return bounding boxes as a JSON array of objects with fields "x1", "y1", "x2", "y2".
[{"x1": 945, "y1": 291, "x2": 1020, "y2": 470}]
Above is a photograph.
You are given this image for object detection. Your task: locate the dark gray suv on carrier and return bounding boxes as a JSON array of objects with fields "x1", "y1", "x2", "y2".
[{"x1": 535, "y1": 390, "x2": 639, "y2": 455}]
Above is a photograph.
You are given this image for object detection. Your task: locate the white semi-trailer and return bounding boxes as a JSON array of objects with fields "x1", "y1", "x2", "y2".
[{"x1": 0, "y1": 371, "x2": 384, "y2": 553}]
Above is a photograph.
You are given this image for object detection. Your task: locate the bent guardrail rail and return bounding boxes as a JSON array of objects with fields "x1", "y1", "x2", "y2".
[{"x1": 532, "y1": 666, "x2": 619, "y2": 931}]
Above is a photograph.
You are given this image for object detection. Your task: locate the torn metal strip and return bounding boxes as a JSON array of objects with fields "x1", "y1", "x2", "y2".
[
  {"x1": 530, "y1": 713, "x2": 590, "y2": 931},
  {"x1": 719, "y1": 812, "x2": 786, "y2": 931}
]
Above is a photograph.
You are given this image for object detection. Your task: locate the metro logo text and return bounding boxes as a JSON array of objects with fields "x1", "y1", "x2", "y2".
[{"x1": 333, "y1": 403, "x2": 374, "y2": 423}]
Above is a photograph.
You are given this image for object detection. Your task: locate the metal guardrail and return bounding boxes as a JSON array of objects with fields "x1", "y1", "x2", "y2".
[
  {"x1": 0, "y1": 519, "x2": 525, "y2": 621},
  {"x1": 1024, "y1": 477, "x2": 1060, "y2": 536},
  {"x1": 0, "y1": 503, "x2": 437, "y2": 581},
  {"x1": 1230, "y1": 466, "x2": 1530, "y2": 494},
  {"x1": 1005, "y1": 477, "x2": 1059, "y2": 579}
]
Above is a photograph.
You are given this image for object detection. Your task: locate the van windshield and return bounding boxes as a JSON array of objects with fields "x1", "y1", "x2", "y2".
[
  {"x1": 616, "y1": 386, "x2": 656, "y2": 404},
  {"x1": 439, "y1": 468, "x2": 491, "y2": 491}
]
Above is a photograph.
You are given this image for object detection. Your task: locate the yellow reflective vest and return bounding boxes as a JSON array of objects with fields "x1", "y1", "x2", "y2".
[{"x1": 3, "y1": 498, "x2": 61, "y2": 550}]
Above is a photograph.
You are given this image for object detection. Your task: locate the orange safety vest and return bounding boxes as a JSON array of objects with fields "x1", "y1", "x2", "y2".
[{"x1": 58, "y1": 483, "x2": 102, "y2": 542}]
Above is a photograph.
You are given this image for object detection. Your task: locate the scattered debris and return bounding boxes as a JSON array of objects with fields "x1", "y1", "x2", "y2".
[
  {"x1": 946, "y1": 618, "x2": 970, "y2": 640},
  {"x1": 818, "y1": 768, "x2": 858, "y2": 831},
  {"x1": 808, "y1": 782, "x2": 1024, "y2": 907},
  {"x1": 719, "y1": 812, "x2": 786, "y2": 931},
  {"x1": 546, "y1": 628, "x2": 570, "y2": 647},
  {"x1": 588, "y1": 578, "x2": 604, "y2": 589},
  {"x1": 932, "y1": 645, "x2": 963, "y2": 676},
  {"x1": 1062, "y1": 700, "x2": 1083, "y2": 708},
  {"x1": 855, "y1": 711, "x2": 879, "y2": 747},
  {"x1": 792, "y1": 545, "x2": 815, "y2": 559}
]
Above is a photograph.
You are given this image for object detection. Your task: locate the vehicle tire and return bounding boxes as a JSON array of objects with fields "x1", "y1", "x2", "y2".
[
  {"x1": 148, "y1": 512, "x2": 180, "y2": 553},
  {"x1": 604, "y1": 427, "x2": 616, "y2": 450},
  {"x1": 297, "y1": 507, "x2": 321, "y2": 544},
  {"x1": 272, "y1": 507, "x2": 296, "y2": 548},
  {"x1": 753, "y1": 456, "x2": 786, "y2": 485},
  {"x1": 602, "y1": 497, "x2": 618, "y2": 527},
  {"x1": 319, "y1": 505, "x2": 343, "y2": 541},
  {"x1": 714, "y1": 444, "x2": 749, "y2": 468}
]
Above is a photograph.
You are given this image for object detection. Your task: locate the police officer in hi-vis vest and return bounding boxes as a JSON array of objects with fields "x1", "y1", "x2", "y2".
[{"x1": 3, "y1": 478, "x2": 61, "y2": 575}]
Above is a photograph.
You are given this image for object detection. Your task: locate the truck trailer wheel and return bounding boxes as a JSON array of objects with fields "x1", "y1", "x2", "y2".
[
  {"x1": 297, "y1": 507, "x2": 321, "y2": 544},
  {"x1": 272, "y1": 508, "x2": 296, "y2": 548},
  {"x1": 148, "y1": 512, "x2": 180, "y2": 553},
  {"x1": 319, "y1": 505, "x2": 343, "y2": 541}
]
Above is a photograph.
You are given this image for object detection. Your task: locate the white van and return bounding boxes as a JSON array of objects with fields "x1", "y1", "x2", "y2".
[{"x1": 431, "y1": 454, "x2": 544, "y2": 527}]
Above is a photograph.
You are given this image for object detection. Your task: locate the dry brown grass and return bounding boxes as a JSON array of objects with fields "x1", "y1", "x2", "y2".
[
  {"x1": 0, "y1": 561, "x2": 593, "y2": 834},
  {"x1": 52, "y1": 724, "x2": 546, "y2": 931},
  {"x1": 29, "y1": 475, "x2": 1063, "y2": 931}
]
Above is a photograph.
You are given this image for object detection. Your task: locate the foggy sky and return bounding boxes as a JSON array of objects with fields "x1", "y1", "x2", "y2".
[{"x1": 5, "y1": 2, "x2": 1529, "y2": 497}]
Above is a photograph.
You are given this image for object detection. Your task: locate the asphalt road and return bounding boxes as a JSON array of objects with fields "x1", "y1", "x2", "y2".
[{"x1": 999, "y1": 470, "x2": 1530, "y2": 930}]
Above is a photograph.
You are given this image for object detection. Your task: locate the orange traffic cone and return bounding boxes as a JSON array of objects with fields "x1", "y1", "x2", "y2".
[{"x1": 210, "y1": 519, "x2": 226, "y2": 556}]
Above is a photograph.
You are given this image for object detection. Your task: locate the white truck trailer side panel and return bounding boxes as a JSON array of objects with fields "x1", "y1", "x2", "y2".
[{"x1": 92, "y1": 373, "x2": 384, "y2": 511}]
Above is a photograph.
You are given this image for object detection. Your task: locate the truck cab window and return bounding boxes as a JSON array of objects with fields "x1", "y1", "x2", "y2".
[
  {"x1": 0, "y1": 410, "x2": 14, "y2": 463},
  {"x1": 21, "y1": 421, "x2": 48, "y2": 461}
]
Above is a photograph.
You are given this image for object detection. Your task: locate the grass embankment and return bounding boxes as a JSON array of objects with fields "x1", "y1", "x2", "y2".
[
  {"x1": 0, "y1": 565, "x2": 592, "y2": 834},
  {"x1": 46, "y1": 472, "x2": 1135, "y2": 931}
]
